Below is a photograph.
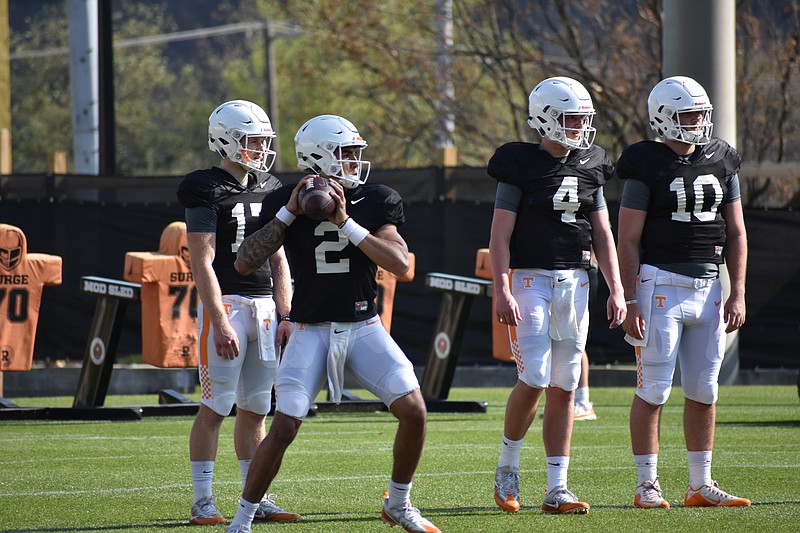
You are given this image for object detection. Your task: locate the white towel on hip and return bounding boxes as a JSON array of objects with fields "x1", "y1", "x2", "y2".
[
  {"x1": 252, "y1": 298, "x2": 277, "y2": 363},
  {"x1": 625, "y1": 264, "x2": 656, "y2": 347},
  {"x1": 327, "y1": 322, "x2": 354, "y2": 403},
  {"x1": 549, "y1": 270, "x2": 579, "y2": 341}
]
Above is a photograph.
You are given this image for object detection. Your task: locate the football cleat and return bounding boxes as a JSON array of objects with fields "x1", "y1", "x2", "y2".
[
  {"x1": 684, "y1": 480, "x2": 751, "y2": 507},
  {"x1": 541, "y1": 486, "x2": 590, "y2": 514},
  {"x1": 573, "y1": 401, "x2": 597, "y2": 421},
  {"x1": 381, "y1": 500, "x2": 441, "y2": 533},
  {"x1": 252, "y1": 493, "x2": 301, "y2": 522},
  {"x1": 190, "y1": 494, "x2": 226, "y2": 525},
  {"x1": 494, "y1": 465, "x2": 521, "y2": 512},
  {"x1": 634, "y1": 478, "x2": 670, "y2": 508}
]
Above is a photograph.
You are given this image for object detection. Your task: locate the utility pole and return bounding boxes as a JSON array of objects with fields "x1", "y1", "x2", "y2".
[{"x1": 0, "y1": 0, "x2": 11, "y2": 175}]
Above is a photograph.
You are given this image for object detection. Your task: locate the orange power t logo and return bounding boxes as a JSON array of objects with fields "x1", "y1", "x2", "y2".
[{"x1": 654, "y1": 296, "x2": 667, "y2": 308}]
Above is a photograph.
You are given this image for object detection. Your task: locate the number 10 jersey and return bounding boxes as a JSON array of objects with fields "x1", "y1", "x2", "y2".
[{"x1": 616, "y1": 138, "x2": 742, "y2": 265}]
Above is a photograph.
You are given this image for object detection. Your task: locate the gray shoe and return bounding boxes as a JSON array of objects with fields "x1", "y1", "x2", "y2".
[
  {"x1": 494, "y1": 465, "x2": 520, "y2": 512},
  {"x1": 541, "y1": 485, "x2": 590, "y2": 514},
  {"x1": 252, "y1": 493, "x2": 301, "y2": 522},
  {"x1": 190, "y1": 494, "x2": 226, "y2": 525}
]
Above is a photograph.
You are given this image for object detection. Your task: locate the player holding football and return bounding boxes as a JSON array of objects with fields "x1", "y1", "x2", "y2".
[
  {"x1": 489, "y1": 77, "x2": 625, "y2": 515},
  {"x1": 617, "y1": 76, "x2": 750, "y2": 509},
  {"x1": 177, "y1": 100, "x2": 299, "y2": 525},
  {"x1": 228, "y1": 114, "x2": 439, "y2": 533}
]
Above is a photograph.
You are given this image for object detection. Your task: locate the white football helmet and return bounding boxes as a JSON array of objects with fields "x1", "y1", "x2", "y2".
[
  {"x1": 527, "y1": 76, "x2": 596, "y2": 149},
  {"x1": 294, "y1": 114, "x2": 370, "y2": 189},
  {"x1": 208, "y1": 100, "x2": 276, "y2": 172},
  {"x1": 648, "y1": 76, "x2": 713, "y2": 145}
]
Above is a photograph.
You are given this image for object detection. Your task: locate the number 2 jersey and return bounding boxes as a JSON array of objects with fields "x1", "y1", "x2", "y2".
[
  {"x1": 177, "y1": 167, "x2": 282, "y2": 295},
  {"x1": 616, "y1": 138, "x2": 741, "y2": 265},
  {"x1": 488, "y1": 142, "x2": 613, "y2": 269},
  {"x1": 259, "y1": 183, "x2": 405, "y2": 323}
]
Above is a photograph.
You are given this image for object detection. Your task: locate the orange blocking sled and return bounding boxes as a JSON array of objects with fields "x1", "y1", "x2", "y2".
[
  {"x1": 376, "y1": 252, "x2": 415, "y2": 334},
  {"x1": 0, "y1": 224, "x2": 62, "y2": 371},
  {"x1": 475, "y1": 248, "x2": 513, "y2": 362},
  {"x1": 123, "y1": 221, "x2": 197, "y2": 368}
]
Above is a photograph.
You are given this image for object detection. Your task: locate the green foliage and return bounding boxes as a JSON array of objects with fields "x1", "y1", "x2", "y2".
[
  {"x1": 8, "y1": 0, "x2": 800, "y2": 175},
  {"x1": 3, "y1": 386, "x2": 799, "y2": 532}
]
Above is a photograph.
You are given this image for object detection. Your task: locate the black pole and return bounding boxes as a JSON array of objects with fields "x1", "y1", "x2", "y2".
[{"x1": 97, "y1": 0, "x2": 115, "y2": 176}]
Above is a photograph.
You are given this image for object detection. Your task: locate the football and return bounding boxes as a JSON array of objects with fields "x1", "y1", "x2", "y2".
[{"x1": 297, "y1": 176, "x2": 335, "y2": 220}]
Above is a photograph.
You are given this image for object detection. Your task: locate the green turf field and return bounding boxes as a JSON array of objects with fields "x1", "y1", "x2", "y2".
[{"x1": 1, "y1": 385, "x2": 798, "y2": 532}]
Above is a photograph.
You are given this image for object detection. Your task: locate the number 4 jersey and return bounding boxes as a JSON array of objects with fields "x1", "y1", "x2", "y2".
[
  {"x1": 488, "y1": 142, "x2": 613, "y2": 270},
  {"x1": 616, "y1": 138, "x2": 741, "y2": 265},
  {"x1": 0, "y1": 224, "x2": 62, "y2": 371}
]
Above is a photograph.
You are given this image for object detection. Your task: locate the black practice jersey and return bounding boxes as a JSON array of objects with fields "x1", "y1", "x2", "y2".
[
  {"x1": 177, "y1": 166, "x2": 281, "y2": 296},
  {"x1": 260, "y1": 183, "x2": 404, "y2": 323},
  {"x1": 488, "y1": 142, "x2": 613, "y2": 269},
  {"x1": 616, "y1": 138, "x2": 741, "y2": 265}
]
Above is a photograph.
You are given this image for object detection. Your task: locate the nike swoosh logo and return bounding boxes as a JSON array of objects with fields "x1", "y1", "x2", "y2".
[
  {"x1": 351, "y1": 197, "x2": 365, "y2": 205},
  {"x1": 557, "y1": 277, "x2": 567, "y2": 282},
  {"x1": 580, "y1": 281, "x2": 589, "y2": 287},
  {"x1": 641, "y1": 278, "x2": 652, "y2": 283},
  {"x1": 704, "y1": 151, "x2": 715, "y2": 159},
  {"x1": 547, "y1": 462, "x2": 560, "y2": 467},
  {"x1": 334, "y1": 329, "x2": 345, "y2": 334},
  {"x1": 579, "y1": 158, "x2": 590, "y2": 165},
  {"x1": 367, "y1": 319, "x2": 379, "y2": 325},
  {"x1": 202, "y1": 470, "x2": 213, "y2": 474},
  {"x1": 715, "y1": 300, "x2": 721, "y2": 307}
]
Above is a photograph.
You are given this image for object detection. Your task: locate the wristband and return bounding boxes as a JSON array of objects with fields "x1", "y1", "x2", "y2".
[
  {"x1": 625, "y1": 299, "x2": 638, "y2": 305},
  {"x1": 339, "y1": 218, "x2": 369, "y2": 246},
  {"x1": 276, "y1": 206, "x2": 296, "y2": 226},
  {"x1": 280, "y1": 314, "x2": 292, "y2": 322}
]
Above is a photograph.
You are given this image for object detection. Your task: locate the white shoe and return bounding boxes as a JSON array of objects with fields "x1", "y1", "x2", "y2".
[
  {"x1": 381, "y1": 499, "x2": 440, "y2": 532},
  {"x1": 573, "y1": 401, "x2": 597, "y2": 421},
  {"x1": 684, "y1": 480, "x2": 751, "y2": 507},
  {"x1": 634, "y1": 478, "x2": 670, "y2": 508}
]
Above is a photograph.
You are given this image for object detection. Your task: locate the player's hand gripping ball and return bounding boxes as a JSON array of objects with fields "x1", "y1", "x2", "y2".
[{"x1": 298, "y1": 176, "x2": 335, "y2": 220}]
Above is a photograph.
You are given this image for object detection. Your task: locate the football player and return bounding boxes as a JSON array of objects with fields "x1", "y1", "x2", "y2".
[
  {"x1": 617, "y1": 76, "x2": 750, "y2": 508},
  {"x1": 177, "y1": 100, "x2": 299, "y2": 525},
  {"x1": 227, "y1": 115, "x2": 439, "y2": 533},
  {"x1": 488, "y1": 76, "x2": 625, "y2": 515}
]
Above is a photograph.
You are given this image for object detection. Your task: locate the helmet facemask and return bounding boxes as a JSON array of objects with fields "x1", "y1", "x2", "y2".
[
  {"x1": 235, "y1": 132, "x2": 277, "y2": 173},
  {"x1": 659, "y1": 107, "x2": 713, "y2": 145}
]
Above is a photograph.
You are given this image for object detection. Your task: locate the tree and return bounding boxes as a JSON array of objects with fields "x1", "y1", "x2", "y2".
[{"x1": 8, "y1": 0, "x2": 798, "y2": 175}]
